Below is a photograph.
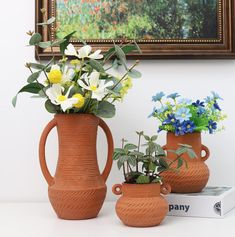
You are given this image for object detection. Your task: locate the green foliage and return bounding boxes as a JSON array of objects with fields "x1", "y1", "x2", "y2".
[
  {"x1": 95, "y1": 101, "x2": 116, "y2": 118},
  {"x1": 113, "y1": 131, "x2": 196, "y2": 184}
]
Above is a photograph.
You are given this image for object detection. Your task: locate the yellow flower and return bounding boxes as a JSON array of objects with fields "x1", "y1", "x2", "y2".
[
  {"x1": 48, "y1": 65, "x2": 62, "y2": 84},
  {"x1": 120, "y1": 76, "x2": 133, "y2": 99},
  {"x1": 72, "y1": 94, "x2": 85, "y2": 109}
]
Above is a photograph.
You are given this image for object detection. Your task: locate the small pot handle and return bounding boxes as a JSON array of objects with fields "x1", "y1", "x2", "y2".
[
  {"x1": 161, "y1": 183, "x2": 171, "y2": 195},
  {"x1": 99, "y1": 118, "x2": 114, "y2": 182},
  {"x1": 39, "y1": 119, "x2": 57, "y2": 186},
  {"x1": 112, "y1": 184, "x2": 123, "y2": 195},
  {"x1": 201, "y1": 145, "x2": 210, "y2": 162}
]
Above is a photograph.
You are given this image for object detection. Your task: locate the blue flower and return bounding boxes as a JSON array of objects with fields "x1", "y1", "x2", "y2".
[
  {"x1": 148, "y1": 106, "x2": 157, "y2": 118},
  {"x1": 205, "y1": 96, "x2": 212, "y2": 103},
  {"x1": 158, "y1": 106, "x2": 168, "y2": 113},
  {"x1": 211, "y1": 91, "x2": 223, "y2": 100},
  {"x1": 175, "y1": 107, "x2": 192, "y2": 123},
  {"x1": 192, "y1": 100, "x2": 205, "y2": 107},
  {"x1": 197, "y1": 106, "x2": 206, "y2": 115},
  {"x1": 163, "y1": 114, "x2": 178, "y2": 125},
  {"x1": 152, "y1": 92, "x2": 165, "y2": 102},
  {"x1": 167, "y1": 93, "x2": 180, "y2": 100},
  {"x1": 174, "y1": 121, "x2": 187, "y2": 136},
  {"x1": 182, "y1": 120, "x2": 196, "y2": 133},
  {"x1": 178, "y1": 98, "x2": 192, "y2": 105},
  {"x1": 207, "y1": 120, "x2": 217, "y2": 134},
  {"x1": 213, "y1": 101, "x2": 221, "y2": 111}
]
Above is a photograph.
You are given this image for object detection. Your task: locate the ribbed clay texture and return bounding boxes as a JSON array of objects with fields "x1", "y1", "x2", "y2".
[
  {"x1": 161, "y1": 132, "x2": 210, "y2": 193},
  {"x1": 39, "y1": 114, "x2": 114, "y2": 220},
  {"x1": 112, "y1": 183, "x2": 171, "y2": 227}
]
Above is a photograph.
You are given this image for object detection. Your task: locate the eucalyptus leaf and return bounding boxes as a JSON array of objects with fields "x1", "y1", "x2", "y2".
[
  {"x1": 114, "y1": 45, "x2": 127, "y2": 68},
  {"x1": 45, "y1": 100, "x2": 58, "y2": 114},
  {"x1": 29, "y1": 33, "x2": 42, "y2": 45},
  {"x1": 128, "y1": 69, "x2": 142, "y2": 78},
  {"x1": 47, "y1": 17, "x2": 56, "y2": 25},
  {"x1": 38, "y1": 41, "x2": 52, "y2": 49},
  {"x1": 27, "y1": 71, "x2": 41, "y2": 83},
  {"x1": 95, "y1": 101, "x2": 116, "y2": 118},
  {"x1": 89, "y1": 59, "x2": 105, "y2": 72}
]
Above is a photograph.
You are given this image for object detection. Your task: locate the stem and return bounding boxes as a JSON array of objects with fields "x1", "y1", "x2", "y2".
[
  {"x1": 79, "y1": 58, "x2": 84, "y2": 79},
  {"x1": 168, "y1": 155, "x2": 181, "y2": 167},
  {"x1": 136, "y1": 133, "x2": 142, "y2": 172},
  {"x1": 35, "y1": 47, "x2": 41, "y2": 64},
  {"x1": 121, "y1": 138, "x2": 127, "y2": 181}
]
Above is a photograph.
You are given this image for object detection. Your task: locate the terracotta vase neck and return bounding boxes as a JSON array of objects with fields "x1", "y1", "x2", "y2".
[{"x1": 121, "y1": 183, "x2": 161, "y2": 197}]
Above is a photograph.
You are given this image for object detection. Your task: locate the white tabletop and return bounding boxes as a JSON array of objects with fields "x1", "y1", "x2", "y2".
[{"x1": 0, "y1": 202, "x2": 234, "y2": 237}]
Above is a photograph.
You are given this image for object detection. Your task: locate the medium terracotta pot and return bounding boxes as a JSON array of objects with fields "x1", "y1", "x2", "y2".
[
  {"x1": 39, "y1": 114, "x2": 114, "y2": 220},
  {"x1": 162, "y1": 132, "x2": 210, "y2": 193},
  {"x1": 112, "y1": 183, "x2": 171, "y2": 227}
]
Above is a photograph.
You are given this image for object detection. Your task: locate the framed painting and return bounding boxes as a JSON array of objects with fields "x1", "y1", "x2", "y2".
[{"x1": 36, "y1": 0, "x2": 235, "y2": 59}]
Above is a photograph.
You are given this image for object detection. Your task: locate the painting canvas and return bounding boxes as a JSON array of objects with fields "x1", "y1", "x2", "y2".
[{"x1": 55, "y1": 0, "x2": 219, "y2": 41}]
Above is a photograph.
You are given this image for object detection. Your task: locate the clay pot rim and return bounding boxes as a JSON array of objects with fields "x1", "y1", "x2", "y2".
[
  {"x1": 54, "y1": 113, "x2": 98, "y2": 118},
  {"x1": 122, "y1": 182, "x2": 160, "y2": 188}
]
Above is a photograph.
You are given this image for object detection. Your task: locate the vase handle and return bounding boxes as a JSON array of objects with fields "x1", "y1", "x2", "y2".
[
  {"x1": 112, "y1": 184, "x2": 123, "y2": 195},
  {"x1": 201, "y1": 145, "x2": 210, "y2": 162},
  {"x1": 39, "y1": 119, "x2": 57, "y2": 186},
  {"x1": 162, "y1": 145, "x2": 167, "y2": 150},
  {"x1": 161, "y1": 183, "x2": 171, "y2": 195},
  {"x1": 99, "y1": 118, "x2": 114, "y2": 182}
]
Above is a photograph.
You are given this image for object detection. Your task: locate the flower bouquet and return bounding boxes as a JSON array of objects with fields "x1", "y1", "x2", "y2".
[
  {"x1": 149, "y1": 91, "x2": 226, "y2": 193},
  {"x1": 12, "y1": 11, "x2": 142, "y2": 220}
]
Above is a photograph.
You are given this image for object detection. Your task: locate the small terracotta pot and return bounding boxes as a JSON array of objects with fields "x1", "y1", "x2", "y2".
[
  {"x1": 112, "y1": 183, "x2": 171, "y2": 227},
  {"x1": 39, "y1": 114, "x2": 114, "y2": 220},
  {"x1": 161, "y1": 132, "x2": 210, "y2": 193}
]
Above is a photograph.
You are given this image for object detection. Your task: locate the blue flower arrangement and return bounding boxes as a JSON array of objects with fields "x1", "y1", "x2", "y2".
[{"x1": 150, "y1": 92, "x2": 226, "y2": 136}]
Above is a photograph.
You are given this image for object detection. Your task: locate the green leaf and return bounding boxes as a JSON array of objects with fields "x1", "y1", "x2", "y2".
[
  {"x1": 95, "y1": 101, "x2": 116, "y2": 118},
  {"x1": 27, "y1": 71, "x2": 41, "y2": 83},
  {"x1": 151, "y1": 135, "x2": 158, "y2": 141},
  {"x1": 45, "y1": 100, "x2": 58, "y2": 114},
  {"x1": 30, "y1": 63, "x2": 45, "y2": 70},
  {"x1": 144, "y1": 135, "x2": 150, "y2": 141},
  {"x1": 114, "y1": 45, "x2": 127, "y2": 68},
  {"x1": 136, "y1": 175, "x2": 150, "y2": 184},
  {"x1": 159, "y1": 157, "x2": 169, "y2": 169},
  {"x1": 89, "y1": 59, "x2": 105, "y2": 72},
  {"x1": 104, "y1": 47, "x2": 115, "y2": 61},
  {"x1": 149, "y1": 162, "x2": 156, "y2": 171},
  {"x1": 128, "y1": 69, "x2": 142, "y2": 78},
  {"x1": 60, "y1": 31, "x2": 76, "y2": 54},
  {"x1": 38, "y1": 41, "x2": 52, "y2": 49},
  {"x1": 121, "y1": 45, "x2": 138, "y2": 54},
  {"x1": 177, "y1": 158, "x2": 184, "y2": 169},
  {"x1": 113, "y1": 152, "x2": 121, "y2": 161},
  {"x1": 128, "y1": 156, "x2": 137, "y2": 166},
  {"x1": 124, "y1": 143, "x2": 137, "y2": 150},
  {"x1": 51, "y1": 39, "x2": 66, "y2": 47},
  {"x1": 29, "y1": 33, "x2": 42, "y2": 45},
  {"x1": 114, "y1": 148, "x2": 125, "y2": 154},
  {"x1": 12, "y1": 83, "x2": 44, "y2": 107},
  {"x1": 117, "y1": 160, "x2": 123, "y2": 170}
]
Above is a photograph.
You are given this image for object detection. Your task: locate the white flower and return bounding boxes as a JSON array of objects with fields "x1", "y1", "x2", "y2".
[
  {"x1": 46, "y1": 84, "x2": 78, "y2": 112},
  {"x1": 79, "y1": 71, "x2": 114, "y2": 101},
  {"x1": 65, "y1": 44, "x2": 103, "y2": 60},
  {"x1": 61, "y1": 65, "x2": 75, "y2": 84}
]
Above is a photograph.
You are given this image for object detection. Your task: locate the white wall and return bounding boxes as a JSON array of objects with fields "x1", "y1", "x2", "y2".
[{"x1": 0, "y1": 1, "x2": 234, "y2": 202}]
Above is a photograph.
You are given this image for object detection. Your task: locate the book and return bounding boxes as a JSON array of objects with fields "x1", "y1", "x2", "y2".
[{"x1": 166, "y1": 186, "x2": 235, "y2": 218}]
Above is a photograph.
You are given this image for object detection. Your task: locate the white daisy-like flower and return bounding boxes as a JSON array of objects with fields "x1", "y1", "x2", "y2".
[
  {"x1": 79, "y1": 71, "x2": 114, "y2": 101},
  {"x1": 65, "y1": 44, "x2": 103, "y2": 60},
  {"x1": 46, "y1": 84, "x2": 78, "y2": 112}
]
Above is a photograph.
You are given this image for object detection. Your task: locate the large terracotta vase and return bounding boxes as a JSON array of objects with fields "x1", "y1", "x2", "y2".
[
  {"x1": 162, "y1": 132, "x2": 210, "y2": 193},
  {"x1": 112, "y1": 183, "x2": 171, "y2": 227},
  {"x1": 39, "y1": 114, "x2": 114, "y2": 220}
]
